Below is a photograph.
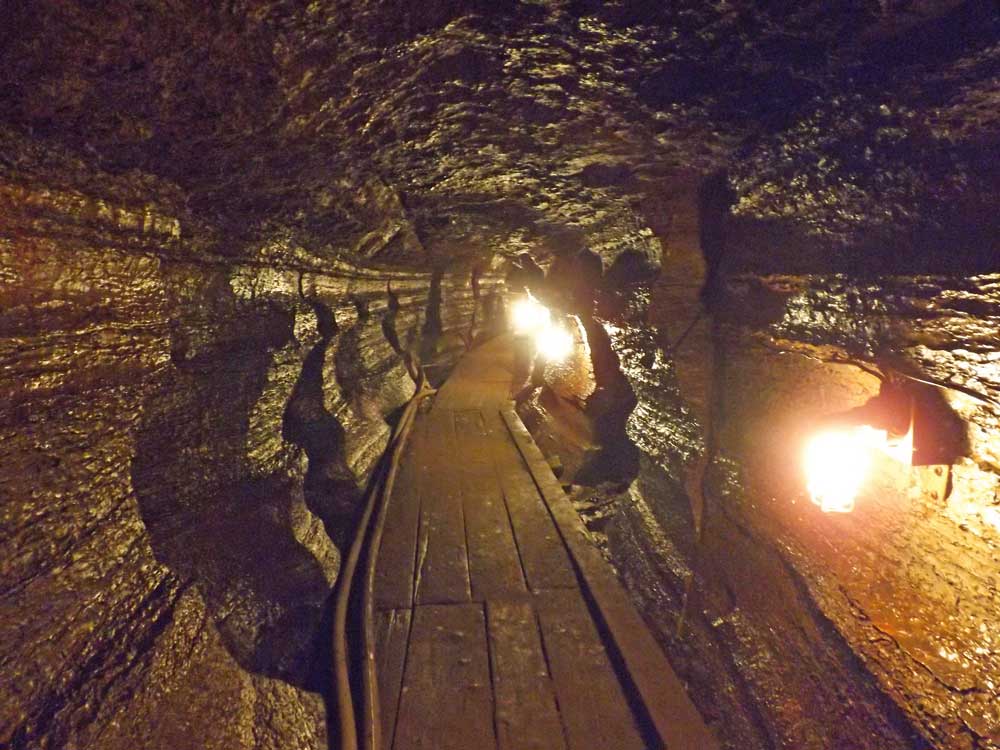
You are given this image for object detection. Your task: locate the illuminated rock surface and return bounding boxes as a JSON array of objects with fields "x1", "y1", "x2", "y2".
[{"x1": 1, "y1": 1, "x2": 998, "y2": 749}]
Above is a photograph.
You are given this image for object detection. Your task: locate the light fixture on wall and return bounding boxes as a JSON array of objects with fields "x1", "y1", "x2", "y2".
[
  {"x1": 804, "y1": 423, "x2": 912, "y2": 513},
  {"x1": 511, "y1": 292, "x2": 575, "y2": 363},
  {"x1": 803, "y1": 377, "x2": 962, "y2": 513},
  {"x1": 535, "y1": 323, "x2": 574, "y2": 361}
]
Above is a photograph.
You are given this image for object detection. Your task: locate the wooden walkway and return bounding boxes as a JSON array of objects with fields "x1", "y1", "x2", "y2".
[{"x1": 370, "y1": 336, "x2": 717, "y2": 750}]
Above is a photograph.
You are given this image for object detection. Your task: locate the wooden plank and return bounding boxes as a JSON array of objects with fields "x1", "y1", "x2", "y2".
[
  {"x1": 374, "y1": 608, "x2": 393, "y2": 686},
  {"x1": 413, "y1": 410, "x2": 471, "y2": 605},
  {"x1": 534, "y1": 588, "x2": 647, "y2": 750},
  {"x1": 435, "y1": 383, "x2": 510, "y2": 411},
  {"x1": 374, "y1": 422, "x2": 424, "y2": 610},
  {"x1": 502, "y1": 408, "x2": 719, "y2": 750},
  {"x1": 433, "y1": 339, "x2": 514, "y2": 410},
  {"x1": 393, "y1": 603, "x2": 496, "y2": 750},
  {"x1": 486, "y1": 599, "x2": 568, "y2": 750},
  {"x1": 482, "y1": 410, "x2": 577, "y2": 591},
  {"x1": 376, "y1": 608, "x2": 413, "y2": 748},
  {"x1": 454, "y1": 410, "x2": 527, "y2": 601}
]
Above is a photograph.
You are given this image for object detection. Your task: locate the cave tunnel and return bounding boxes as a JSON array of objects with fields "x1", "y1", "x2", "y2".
[{"x1": 1, "y1": 2, "x2": 999, "y2": 749}]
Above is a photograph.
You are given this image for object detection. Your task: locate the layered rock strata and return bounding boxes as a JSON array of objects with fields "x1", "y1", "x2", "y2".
[
  {"x1": 0, "y1": 140, "x2": 501, "y2": 750},
  {"x1": 521, "y1": 233, "x2": 1000, "y2": 750}
]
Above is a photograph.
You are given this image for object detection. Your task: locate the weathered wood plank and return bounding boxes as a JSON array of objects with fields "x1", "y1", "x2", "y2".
[
  {"x1": 374, "y1": 422, "x2": 424, "y2": 610},
  {"x1": 433, "y1": 337, "x2": 515, "y2": 410},
  {"x1": 376, "y1": 339, "x2": 715, "y2": 750},
  {"x1": 393, "y1": 603, "x2": 496, "y2": 750},
  {"x1": 454, "y1": 410, "x2": 527, "y2": 601},
  {"x1": 435, "y1": 382, "x2": 512, "y2": 410},
  {"x1": 486, "y1": 599, "x2": 568, "y2": 750},
  {"x1": 482, "y1": 410, "x2": 578, "y2": 591},
  {"x1": 534, "y1": 588, "x2": 647, "y2": 750},
  {"x1": 413, "y1": 410, "x2": 471, "y2": 605},
  {"x1": 376, "y1": 608, "x2": 413, "y2": 748},
  {"x1": 502, "y1": 408, "x2": 719, "y2": 750}
]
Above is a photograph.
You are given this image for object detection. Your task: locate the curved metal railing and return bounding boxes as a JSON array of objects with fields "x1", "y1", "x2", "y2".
[{"x1": 331, "y1": 373, "x2": 434, "y2": 750}]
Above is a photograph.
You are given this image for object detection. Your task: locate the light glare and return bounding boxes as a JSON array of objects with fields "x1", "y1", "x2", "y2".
[
  {"x1": 535, "y1": 325, "x2": 574, "y2": 362},
  {"x1": 512, "y1": 294, "x2": 550, "y2": 334},
  {"x1": 804, "y1": 429, "x2": 874, "y2": 513},
  {"x1": 803, "y1": 424, "x2": 913, "y2": 513}
]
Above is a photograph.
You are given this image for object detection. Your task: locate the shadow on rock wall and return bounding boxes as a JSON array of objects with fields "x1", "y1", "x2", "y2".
[
  {"x1": 131, "y1": 287, "x2": 344, "y2": 692},
  {"x1": 284, "y1": 299, "x2": 365, "y2": 550}
]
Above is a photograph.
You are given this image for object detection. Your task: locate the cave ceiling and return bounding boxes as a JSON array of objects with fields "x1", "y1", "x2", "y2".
[{"x1": 2, "y1": 0, "x2": 998, "y2": 273}]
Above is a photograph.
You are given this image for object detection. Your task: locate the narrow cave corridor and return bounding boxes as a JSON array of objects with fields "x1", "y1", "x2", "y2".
[{"x1": 1, "y1": 2, "x2": 999, "y2": 749}]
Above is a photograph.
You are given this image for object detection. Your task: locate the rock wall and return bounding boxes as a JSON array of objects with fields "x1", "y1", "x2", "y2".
[
  {"x1": 713, "y1": 271, "x2": 1000, "y2": 749},
  {"x1": 595, "y1": 307, "x2": 931, "y2": 750},
  {"x1": 520, "y1": 189, "x2": 1000, "y2": 749},
  {"x1": 0, "y1": 137, "x2": 502, "y2": 750}
]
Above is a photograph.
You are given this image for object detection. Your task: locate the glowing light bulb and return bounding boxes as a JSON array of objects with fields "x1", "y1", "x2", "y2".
[
  {"x1": 803, "y1": 421, "x2": 914, "y2": 514},
  {"x1": 803, "y1": 428, "x2": 875, "y2": 513},
  {"x1": 535, "y1": 325, "x2": 574, "y2": 362},
  {"x1": 512, "y1": 294, "x2": 550, "y2": 334}
]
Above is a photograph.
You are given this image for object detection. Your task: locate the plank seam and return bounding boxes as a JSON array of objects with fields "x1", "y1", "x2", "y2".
[
  {"x1": 529, "y1": 601, "x2": 575, "y2": 750},
  {"x1": 453, "y1": 410, "x2": 481, "y2": 603},
  {"x1": 482, "y1": 601, "x2": 502, "y2": 750}
]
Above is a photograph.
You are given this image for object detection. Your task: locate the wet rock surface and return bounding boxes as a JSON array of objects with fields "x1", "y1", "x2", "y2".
[
  {"x1": 715, "y1": 272, "x2": 1000, "y2": 749},
  {"x1": 2, "y1": 1, "x2": 999, "y2": 748},
  {"x1": 527, "y1": 273, "x2": 1000, "y2": 749},
  {"x1": 0, "y1": 135, "x2": 500, "y2": 749}
]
